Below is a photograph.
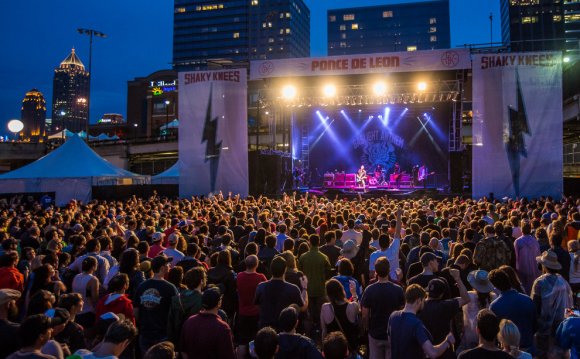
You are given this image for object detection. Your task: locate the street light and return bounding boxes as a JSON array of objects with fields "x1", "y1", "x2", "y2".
[
  {"x1": 77, "y1": 28, "x2": 107, "y2": 142},
  {"x1": 7, "y1": 119, "x2": 24, "y2": 141},
  {"x1": 133, "y1": 123, "x2": 138, "y2": 141},
  {"x1": 164, "y1": 100, "x2": 171, "y2": 138},
  {"x1": 60, "y1": 111, "x2": 66, "y2": 141}
]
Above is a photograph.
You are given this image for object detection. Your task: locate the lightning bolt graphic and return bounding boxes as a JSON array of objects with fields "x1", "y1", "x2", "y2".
[
  {"x1": 506, "y1": 70, "x2": 531, "y2": 197},
  {"x1": 202, "y1": 84, "x2": 222, "y2": 193}
]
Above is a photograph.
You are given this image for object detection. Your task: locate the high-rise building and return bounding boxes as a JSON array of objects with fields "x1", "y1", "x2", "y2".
[
  {"x1": 20, "y1": 89, "x2": 46, "y2": 142},
  {"x1": 327, "y1": 0, "x2": 450, "y2": 56},
  {"x1": 52, "y1": 48, "x2": 90, "y2": 133},
  {"x1": 173, "y1": 0, "x2": 310, "y2": 70},
  {"x1": 248, "y1": 0, "x2": 310, "y2": 60},
  {"x1": 500, "y1": 0, "x2": 580, "y2": 52}
]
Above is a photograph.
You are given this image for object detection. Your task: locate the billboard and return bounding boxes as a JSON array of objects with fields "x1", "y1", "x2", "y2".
[
  {"x1": 250, "y1": 48, "x2": 471, "y2": 80},
  {"x1": 472, "y1": 52, "x2": 563, "y2": 199},
  {"x1": 178, "y1": 69, "x2": 248, "y2": 197}
]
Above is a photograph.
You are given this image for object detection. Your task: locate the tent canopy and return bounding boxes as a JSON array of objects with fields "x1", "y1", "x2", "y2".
[
  {"x1": 151, "y1": 160, "x2": 180, "y2": 184},
  {"x1": 0, "y1": 134, "x2": 140, "y2": 179}
]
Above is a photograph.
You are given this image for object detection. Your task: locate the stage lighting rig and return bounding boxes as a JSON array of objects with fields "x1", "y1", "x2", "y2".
[
  {"x1": 282, "y1": 85, "x2": 297, "y2": 100},
  {"x1": 373, "y1": 81, "x2": 387, "y2": 96},
  {"x1": 323, "y1": 84, "x2": 337, "y2": 98}
]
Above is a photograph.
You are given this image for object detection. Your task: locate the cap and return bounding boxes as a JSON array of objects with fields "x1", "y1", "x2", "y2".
[
  {"x1": 168, "y1": 233, "x2": 180, "y2": 244},
  {"x1": 0, "y1": 288, "x2": 21, "y2": 306},
  {"x1": 99, "y1": 311, "x2": 124, "y2": 321},
  {"x1": 541, "y1": 213, "x2": 551, "y2": 220},
  {"x1": 427, "y1": 278, "x2": 447, "y2": 298},
  {"x1": 152, "y1": 232, "x2": 165, "y2": 242},
  {"x1": 420, "y1": 252, "x2": 441, "y2": 267},
  {"x1": 44, "y1": 308, "x2": 70, "y2": 326},
  {"x1": 72, "y1": 224, "x2": 84, "y2": 233},
  {"x1": 151, "y1": 254, "x2": 173, "y2": 271},
  {"x1": 201, "y1": 287, "x2": 222, "y2": 310}
]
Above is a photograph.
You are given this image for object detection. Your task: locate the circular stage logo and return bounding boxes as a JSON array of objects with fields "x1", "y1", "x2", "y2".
[
  {"x1": 441, "y1": 51, "x2": 460, "y2": 68},
  {"x1": 259, "y1": 61, "x2": 274, "y2": 76}
]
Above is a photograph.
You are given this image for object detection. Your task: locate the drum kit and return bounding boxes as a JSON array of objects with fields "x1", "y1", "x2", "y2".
[{"x1": 368, "y1": 169, "x2": 387, "y2": 186}]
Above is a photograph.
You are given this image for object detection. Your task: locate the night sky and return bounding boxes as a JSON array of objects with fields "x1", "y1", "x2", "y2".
[{"x1": 0, "y1": 0, "x2": 500, "y2": 136}]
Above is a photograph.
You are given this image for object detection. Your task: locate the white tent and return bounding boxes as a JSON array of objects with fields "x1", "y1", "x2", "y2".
[
  {"x1": 0, "y1": 135, "x2": 149, "y2": 206},
  {"x1": 151, "y1": 160, "x2": 180, "y2": 184},
  {"x1": 47, "y1": 129, "x2": 75, "y2": 140}
]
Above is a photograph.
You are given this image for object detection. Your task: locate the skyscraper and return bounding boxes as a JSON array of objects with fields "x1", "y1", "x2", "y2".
[
  {"x1": 52, "y1": 48, "x2": 90, "y2": 133},
  {"x1": 327, "y1": 0, "x2": 450, "y2": 56},
  {"x1": 20, "y1": 89, "x2": 46, "y2": 142},
  {"x1": 173, "y1": 0, "x2": 310, "y2": 70},
  {"x1": 500, "y1": 0, "x2": 580, "y2": 52}
]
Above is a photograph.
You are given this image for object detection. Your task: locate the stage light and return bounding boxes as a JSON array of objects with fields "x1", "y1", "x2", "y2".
[
  {"x1": 564, "y1": 57, "x2": 571, "y2": 63},
  {"x1": 417, "y1": 82, "x2": 427, "y2": 91},
  {"x1": 282, "y1": 85, "x2": 297, "y2": 100},
  {"x1": 323, "y1": 84, "x2": 337, "y2": 97},
  {"x1": 358, "y1": 109, "x2": 362, "y2": 113},
  {"x1": 383, "y1": 107, "x2": 391, "y2": 126},
  {"x1": 373, "y1": 81, "x2": 387, "y2": 96}
]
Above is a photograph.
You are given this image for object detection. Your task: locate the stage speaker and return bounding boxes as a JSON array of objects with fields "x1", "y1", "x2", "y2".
[{"x1": 449, "y1": 151, "x2": 464, "y2": 193}]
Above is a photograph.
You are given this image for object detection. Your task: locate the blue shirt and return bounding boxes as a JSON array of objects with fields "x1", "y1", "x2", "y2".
[
  {"x1": 490, "y1": 289, "x2": 537, "y2": 350},
  {"x1": 556, "y1": 317, "x2": 580, "y2": 359},
  {"x1": 333, "y1": 275, "x2": 362, "y2": 299},
  {"x1": 388, "y1": 311, "x2": 432, "y2": 359}
]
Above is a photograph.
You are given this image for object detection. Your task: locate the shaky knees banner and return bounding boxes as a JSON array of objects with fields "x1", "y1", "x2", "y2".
[
  {"x1": 179, "y1": 69, "x2": 248, "y2": 197},
  {"x1": 472, "y1": 52, "x2": 563, "y2": 199}
]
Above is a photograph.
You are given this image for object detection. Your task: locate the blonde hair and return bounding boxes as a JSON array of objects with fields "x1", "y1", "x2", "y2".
[{"x1": 498, "y1": 319, "x2": 522, "y2": 358}]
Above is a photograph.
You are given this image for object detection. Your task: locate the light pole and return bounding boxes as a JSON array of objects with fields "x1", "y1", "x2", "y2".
[
  {"x1": 77, "y1": 28, "x2": 107, "y2": 142},
  {"x1": 164, "y1": 99, "x2": 171, "y2": 138},
  {"x1": 60, "y1": 111, "x2": 66, "y2": 141}
]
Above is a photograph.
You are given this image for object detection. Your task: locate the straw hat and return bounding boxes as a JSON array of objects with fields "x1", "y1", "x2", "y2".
[{"x1": 536, "y1": 250, "x2": 562, "y2": 271}]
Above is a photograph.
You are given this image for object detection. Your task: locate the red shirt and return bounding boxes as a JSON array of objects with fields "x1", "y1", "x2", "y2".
[
  {"x1": 0, "y1": 267, "x2": 24, "y2": 292},
  {"x1": 180, "y1": 312, "x2": 235, "y2": 359},
  {"x1": 236, "y1": 271, "x2": 267, "y2": 317},
  {"x1": 148, "y1": 244, "x2": 165, "y2": 258},
  {"x1": 95, "y1": 293, "x2": 135, "y2": 324}
]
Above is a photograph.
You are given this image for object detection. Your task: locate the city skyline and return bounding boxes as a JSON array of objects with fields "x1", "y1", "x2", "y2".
[{"x1": 0, "y1": 0, "x2": 500, "y2": 136}]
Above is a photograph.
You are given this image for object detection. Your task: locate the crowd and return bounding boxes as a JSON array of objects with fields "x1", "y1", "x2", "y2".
[{"x1": 0, "y1": 192, "x2": 579, "y2": 359}]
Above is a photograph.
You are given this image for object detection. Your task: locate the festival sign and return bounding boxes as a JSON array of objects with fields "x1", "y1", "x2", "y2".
[
  {"x1": 178, "y1": 69, "x2": 248, "y2": 197},
  {"x1": 472, "y1": 52, "x2": 563, "y2": 199},
  {"x1": 250, "y1": 48, "x2": 471, "y2": 80}
]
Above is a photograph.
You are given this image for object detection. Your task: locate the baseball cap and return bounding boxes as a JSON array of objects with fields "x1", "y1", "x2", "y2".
[
  {"x1": 420, "y1": 252, "x2": 441, "y2": 267},
  {"x1": 201, "y1": 287, "x2": 222, "y2": 310},
  {"x1": 44, "y1": 308, "x2": 70, "y2": 326},
  {"x1": 152, "y1": 232, "x2": 165, "y2": 242},
  {"x1": 0, "y1": 288, "x2": 21, "y2": 305},
  {"x1": 427, "y1": 278, "x2": 447, "y2": 298},
  {"x1": 151, "y1": 254, "x2": 173, "y2": 271}
]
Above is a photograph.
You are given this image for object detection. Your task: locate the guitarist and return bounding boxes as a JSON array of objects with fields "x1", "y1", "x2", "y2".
[
  {"x1": 418, "y1": 163, "x2": 429, "y2": 188},
  {"x1": 392, "y1": 163, "x2": 401, "y2": 188},
  {"x1": 356, "y1": 165, "x2": 367, "y2": 191}
]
